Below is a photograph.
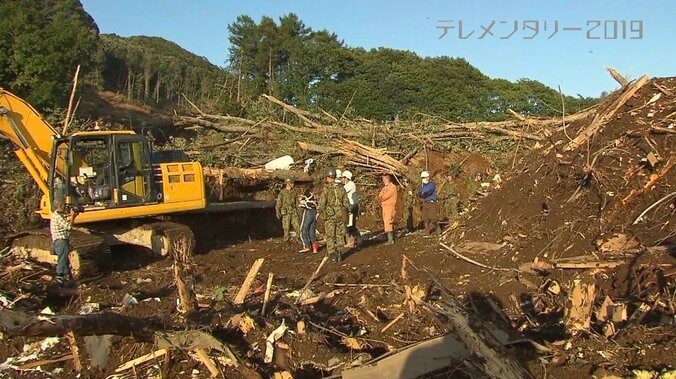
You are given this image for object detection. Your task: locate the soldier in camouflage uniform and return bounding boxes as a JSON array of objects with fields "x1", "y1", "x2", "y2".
[
  {"x1": 318, "y1": 168, "x2": 350, "y2": 263},
  {"x1": 276, "y1": 179, "x2": 300, "y2": 243},
  {"x1": 439, "y1": 166, "x2": 460, "y2": 222},
  {"x1": 401, "y1": 177, "x2": 415, "y2": 233}
]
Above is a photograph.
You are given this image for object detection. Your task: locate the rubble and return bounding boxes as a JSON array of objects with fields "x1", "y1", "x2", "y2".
[{"x1": 0, "y1": 72, "x2": 673, "y2": 378}]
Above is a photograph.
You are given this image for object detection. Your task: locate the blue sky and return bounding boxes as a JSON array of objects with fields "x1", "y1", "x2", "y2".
[{"x1": 81, "y1": 0, "x2": 675, "y2": 98}]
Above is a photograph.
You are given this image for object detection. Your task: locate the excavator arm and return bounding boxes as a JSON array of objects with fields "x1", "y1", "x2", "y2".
[{"x1": 0, "y1": 89, "x2": 61, "y2": 196}]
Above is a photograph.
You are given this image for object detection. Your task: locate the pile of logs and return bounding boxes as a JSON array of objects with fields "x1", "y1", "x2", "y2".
[{"x1": 172, "y1": 85, "x2": 604, "y2": 179}]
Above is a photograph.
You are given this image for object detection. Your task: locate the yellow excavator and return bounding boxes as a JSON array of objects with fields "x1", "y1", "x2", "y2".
[{"x1": 0, "y1": 88, "x2": 215, "y2": 279}]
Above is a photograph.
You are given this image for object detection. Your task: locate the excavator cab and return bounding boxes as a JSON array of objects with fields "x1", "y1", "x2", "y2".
[
  {"x1": 2, "y1": 87, "x2": 205, "y2": 227},
  {"x1": 49, "y1": 132, "x2": 157, "y2": 211}
]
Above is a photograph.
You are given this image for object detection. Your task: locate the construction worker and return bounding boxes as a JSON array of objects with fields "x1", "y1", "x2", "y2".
[
  {"x1": 379, "y1": 174, "x2": 398, "y2": 245},
  {"x1": 50, "y1": 200, "x2": 77, "y2": 287},
  {"x1": 299, "y1": 183, "x2": 319, "y2": 253},
  {"x1": 318, "y1": 167, "x2": 350, "y2": 263},
  {"x1": 401, "y1": 177, "x2": 415, "y2": 233},
  {"x1": 418, "y1": 171, "x2": 441, "y2": 235},
  {"x1": 341, "y1": 170, "x2": 360, "y2": 248},
  {"x1": 276, "y1": 179, "x2": 300, "y2": 243}
]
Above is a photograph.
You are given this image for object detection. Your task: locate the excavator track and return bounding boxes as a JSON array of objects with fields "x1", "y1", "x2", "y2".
[
  {"x1": 11, "y1": 221, "x2": 194, "y2": 282},
  {"x1": 12, "y1": 229, "x2": 111, "y2": 282},
  {"x1": 145, "y1": 221, "x2": 195, "y2": 257},
  {"x1": 87, "y1": 220, "x2": 195, "y2": 257}
]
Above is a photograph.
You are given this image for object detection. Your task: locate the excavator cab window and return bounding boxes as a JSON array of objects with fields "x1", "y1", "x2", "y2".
[
  {"x1": 113, "y1": 135, "x2": 155, "y2": 206},
  {"x1": 70, "y1": 138, "x2": 112, "y2": 206},
  {"x1": 48, "y1": 134, "x2": 157, "y2": 211},
  {"x1": 48, "y1": 140, "x2": 70, "y2": 211}
]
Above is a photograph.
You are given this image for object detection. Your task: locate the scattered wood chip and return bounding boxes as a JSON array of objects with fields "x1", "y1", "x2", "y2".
[
  {"x1": 296, "y1": 320, "x2": 306, "y2": 336},
  {"x1": 597, "y1": 296, "x2": 615, "y2": 323},
  {"x1": 611, "y1": 303, "x2": 628, "y2": 324},
  {"x1": 595, "y1": 233, "x2": 640, "y2": 253},
  {"x1": 342, "y1": 336, "x2": 366, "y2": 350},
  {"x1": 273, "y1": 371, "x2": 293, "y2": 379},
  {"x1": 602, "y1": 322, "x2": 616, "y2": 338}
]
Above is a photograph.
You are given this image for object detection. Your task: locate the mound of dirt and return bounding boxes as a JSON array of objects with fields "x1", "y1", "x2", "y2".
[
  {"x1": 446, "y1": 76, "x2": 675, "y2": 376},
  {"x1": 450, "y1": 76, "x2": 674, "y2": 264}
]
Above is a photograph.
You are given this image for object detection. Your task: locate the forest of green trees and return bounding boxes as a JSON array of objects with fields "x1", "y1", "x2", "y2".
[{"x1": 0, "y1": 0, "x2": 598, "y2": 122}]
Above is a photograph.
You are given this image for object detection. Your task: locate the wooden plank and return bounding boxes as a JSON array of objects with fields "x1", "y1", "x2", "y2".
[
  {"x1": 114, "y1": 349, "x2": 168, "y2": 373},
  {"x1": 295, "y1": 256, "x2": 329, "y2": 305},
  {"x1": 261, "y1": 272, "x2": 274, "y2": 315},
  {"x1": 193, "y1": 348, "x2": 220, "y2": 377},
  {"x1": 233, "y1": 258, "x2": 265, "y2": 305},
  {"x1": 299, "y1": 290, "x2": 340, "y2": 306},
  {"x1": 19, "y1": 354, "x2": 74, "y2": 369},
  {"x1": 555, "y1": 261, "x2": 624, "y2": 269}
]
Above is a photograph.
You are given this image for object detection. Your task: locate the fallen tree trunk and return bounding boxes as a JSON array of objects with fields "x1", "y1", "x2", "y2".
[
  {"x1": 475, "y1": 124, "x2": 544, "y2": 141},
  {"x1": 262, "y1": 94, "x2": 335, "y2": 126},
  {"x1": 203, "y1": 167, "x2": 312, "y2": 182},
  {"x1": 296, "y1": 141, "x2": 338, "y2": 155},
  {"x1": 174, "y1": 116, "x2": 253, "y2": 134},
  {"x1": 0, "y1": 309, "x2": 157, "y2": 340},
  {"x1": 268, "y1": 120, "x2": 361, "y2": 137}
]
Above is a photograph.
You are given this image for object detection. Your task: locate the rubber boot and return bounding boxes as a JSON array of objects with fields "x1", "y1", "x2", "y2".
[
  {"x1": 54, "y1": 274, "x2": 76, "y2": 288},
  {"x1": 385, "y1": 232, "x2": 395, "y2": 245},
  {"x1": 311, "y1": 242, "x2": 319, "y2": 254}
]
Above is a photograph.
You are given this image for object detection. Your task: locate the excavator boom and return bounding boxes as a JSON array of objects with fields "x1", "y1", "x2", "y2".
[{"x1": 0, "y1": 89, "x2": 60, "y2": 195}]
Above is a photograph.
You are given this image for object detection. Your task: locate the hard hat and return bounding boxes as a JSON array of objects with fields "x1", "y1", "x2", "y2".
[
  {"x1": 325, "y1": 167, "x2": 336, "y2": 177},
  {"x1": 342, "y1": 170, "x2": 352, "y2": 180},
  {"x1": 420, "y1": 171, "x2": 430, "y2": 178},
  {"x1": 335, "y1": 169, "x2": 342, "y2": 178},
  {"x1": 285, "y1": 178, "x2": 293, "y2": 183}
]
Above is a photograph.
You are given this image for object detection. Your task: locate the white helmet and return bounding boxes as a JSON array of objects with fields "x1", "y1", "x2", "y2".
[
  {"x1": 342, "y1": 170, "x2": 352, "y2": 180},
  {"x1": 335, "y1": 169, "x2": 342, "y2": 183},
  {"x1": 420, "y1": 171, "x2": 430, "y2": 179}
]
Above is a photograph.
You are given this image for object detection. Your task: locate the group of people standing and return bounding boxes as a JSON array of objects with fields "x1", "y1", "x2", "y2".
[{"x1": 276, "y1": 166, "x2": 456, "y2": 263}]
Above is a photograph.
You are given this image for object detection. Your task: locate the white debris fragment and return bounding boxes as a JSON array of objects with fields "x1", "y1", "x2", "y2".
[
  {"x1": 79, "y1": 303, "x2": 100, "y2": 315},
  {"x1": 264, "y1": 320, "x2": 288, "y2": 364},
  {"x1": 122, "y1": 293, "x2": 138, "y2": 307}
]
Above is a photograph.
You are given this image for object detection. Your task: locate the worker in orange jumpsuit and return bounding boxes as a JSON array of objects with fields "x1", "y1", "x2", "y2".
[{"x1": 378, "y1": 174, "x2": 398, "y2": 245}]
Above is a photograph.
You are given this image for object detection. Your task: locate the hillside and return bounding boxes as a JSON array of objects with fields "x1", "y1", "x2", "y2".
[
  {"x1": 1, "y1": 1, "x2": 598, "y2": 123},
  {"x1": 98, "y1": 34, "x2": 226, "y2": 108}
]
